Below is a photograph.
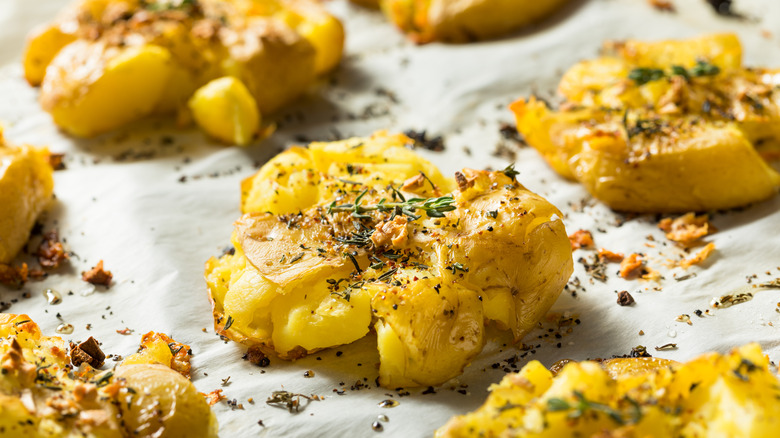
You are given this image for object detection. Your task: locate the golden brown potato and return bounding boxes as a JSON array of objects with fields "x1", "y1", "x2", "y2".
[
  {"x1": 358, "y1": 0, "x2": 568, "y2": 43},
  {"x1": 437, "y1": 343, "x2": 780, "y2": 437},
  {"x1": 205, "y1": 131, "x2": 573, "y2": 387},
  {"x1": 25, "y1": 0, "x2": 344, "y2": 141},
  {"x1": 512, "y1": 33, "x2": 780, "y2": 213},
  {"x1": 0, "y1": 132, "x2": 54, "y2": 264},
  {"x1": 0, "y1": 313, "x2": 218, "y2": 437}
]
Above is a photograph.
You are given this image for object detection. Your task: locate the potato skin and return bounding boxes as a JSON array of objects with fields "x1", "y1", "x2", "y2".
[
  {"x1": 206, "y1": 132, "x2": 573, "y2": 387},
  {"x1": 379, "y1": 0, "x2": 569, "y2": 43},
  {"x1": 437, "y1": 344, "x2": 780, "y2": 438},
  {"x1": 0, "y1": 137, "x2": 54, "y2": 264},
  {"x1": 513, "y1": 34, "x2": 780, "y2": 213}
]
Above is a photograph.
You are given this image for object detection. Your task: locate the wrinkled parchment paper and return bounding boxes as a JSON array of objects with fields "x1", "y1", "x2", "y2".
[{"x1": 1, "y1": 0, "x2": 780, "y2": 436}]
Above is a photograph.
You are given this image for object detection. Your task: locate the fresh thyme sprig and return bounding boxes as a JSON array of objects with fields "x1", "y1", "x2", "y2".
[
  {"x1": 328, "y1": 191, "x2": 456, "y2": 220},
  {"x1": 628, "y1": 60, "x2": 721, "y2": 86}
]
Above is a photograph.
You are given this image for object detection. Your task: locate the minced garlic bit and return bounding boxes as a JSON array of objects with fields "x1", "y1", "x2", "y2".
[
  {"x1": 658, "y1": 213, "x2": 715, "y2": 246},
  {"x1": 680, "y1": 242, "x2": 716, "y2": 269},
  {"x1": 568, "y1": 229, "x2": 594, "y2": 251},
  {"x1": 711, "y1": 292, "x2": 754, "y2": 308}
]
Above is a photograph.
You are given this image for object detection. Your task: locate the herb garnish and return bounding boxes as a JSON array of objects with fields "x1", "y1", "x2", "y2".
[
  {"x1": 502, "y1": 163, "x2": 520, "y2": 180},
  {"x1": 344, "y1": 253, "x2": 362, "y2": 273},
  {"x1": 628, "y1": 61, "x2": 721, "y2": 85},
  {"x1": 266, "y1": 390, "x2": 316, "y2": 413},
  {"x1": 93, "y1": 371, "x2": 114, "y2": 387},
  {"x1": 377, "y1": 268, "x2": 398, "y2": 282},
  {"x1": 446, "y1": 262, "x2": 469, "y2": 274},
  {"x1": 546, "y1": 391, "x2": 642, "y2": 425},
  {"x1": 328, "y1": 194, "x2": 456, "y2": 220},
  {"x1": 223, "y1": 315, "x2": 234, "y2": 331},
  {"x1": 144, "y1": 0, "x2": 196, "y2": 12}
]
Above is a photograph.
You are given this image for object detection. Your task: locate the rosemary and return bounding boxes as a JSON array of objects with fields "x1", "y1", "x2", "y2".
[
  {"x1": 377, "y1": 268, "x2": 398, "y2": 282},
  {"x1": 223, "y1": 315, "x2": 234, "y2": 331}
]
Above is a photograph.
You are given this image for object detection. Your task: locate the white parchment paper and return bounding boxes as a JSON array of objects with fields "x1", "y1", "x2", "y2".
[{"x1": 1, "y1": 0, "x2": 780, "y2": 436}]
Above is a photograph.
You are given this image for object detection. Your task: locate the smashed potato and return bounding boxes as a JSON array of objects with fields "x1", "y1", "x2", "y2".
[
  {"x1": 0, "y1": 132, "x2": 54, "y2": 264},
  {"x1": 25, "y1": 0, "x2": 344, "y2": 140},
  {"x1": 205, "y1": 132, "x2": 573, "y2": 387},
  {"x1": 355, "y1": 0, "x2": 568, "y2": 43},
  {"x1": 437, "y1": 343, "x2": 780, "y2": 437},
  {"x1": 0, "y1": 313, "x2": 218, "y2": 437},
  {"x1": 512, "y1": 34, "x2": 780, "y2": 212}
]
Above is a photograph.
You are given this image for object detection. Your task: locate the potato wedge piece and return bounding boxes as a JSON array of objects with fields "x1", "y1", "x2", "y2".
[
  {"x1": 437, "y1": 344, "x2": 780, "y2": 437},
  {"x1": 189, "y1": 76, "x2": 261, "y2": 145},
  {"x1": 0, "y1": 134, "x2": 54, "y2": 264},
  {"x1": 205, "y1": 132, "x2": 573, "y2": 386},
  {"x1": 513, "y1": 34, "x2": 780, "y2": 212},
  {"x1": 0, "y1": 313, "x2": 218, "y2": 437},
  {"x1": 375, "y1": 0, "x2": 569, "y2": 43}
]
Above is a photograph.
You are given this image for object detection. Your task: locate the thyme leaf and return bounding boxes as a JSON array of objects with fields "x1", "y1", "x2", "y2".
[
  {"x1": 502, "y1": 163, "x2": 520, "y2": 180},
  {"x1": 628, "y1": 61, "x2": 720, "y2": 85},
  {"x1": 328, "y1": 195, "x2": 456, "y2": 220}
]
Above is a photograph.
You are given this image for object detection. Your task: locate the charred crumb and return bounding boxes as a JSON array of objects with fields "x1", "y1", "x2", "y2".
[
  {"x1": 243, "y1": 346, "x2": 270, "y2": 367},
  {"x1": 69, "y1": 336, "x2": 106, "y2": 368},
  {"x1": 48, "y1": 153, "x2": 66, "y2": 170},
  {"x1": 616, "y1": 290, "x2": 635, "y2": 306},
  {"x1": 403, "y1": 130, "x2": 445, "y2": 152},
  {"x1": 498, "y1": 122, "x2": 526, "y2": 145}
]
